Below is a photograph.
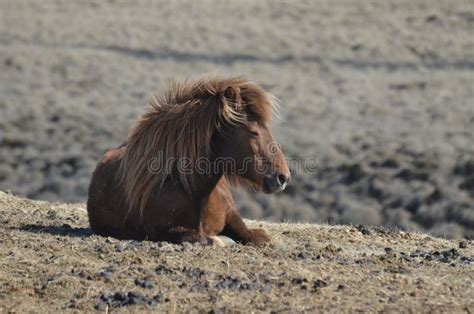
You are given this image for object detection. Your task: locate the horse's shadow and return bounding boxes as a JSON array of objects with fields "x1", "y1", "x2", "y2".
[{"x1": 18, "y1": 223, "x2": 93, "y2": 238}]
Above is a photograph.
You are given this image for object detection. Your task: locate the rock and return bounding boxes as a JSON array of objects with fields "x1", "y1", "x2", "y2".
[
  {"x1": 127, "y1": 291, "x2": 147, "y2": 305},
  {"x1": 115, "y1": 242, "x2": 126, "y2": 252},
  {"x1": 313, "y1": 279, "x2": 329, "y2": 289},
  {"x1": 439, "y1": 256, "x2": 450, "y2": 263},
  {"x1": 296, "y1": 250, "x2": 310, "y2": 259},
  {"x1": 153, "y1": 293, "x2": 164, "y2": 303},
  {"x1": 291, "y1": 277, "x2": 308, "y2": 285},
  {"x1": 94, "y1": 302, "x2": 107, "y2": 311},
  {"x1": 113, "y1": 292, "x2": 127, "y2": 302},
  {"x1": 97, "y1": 290, "x2": 163, "y2": 309},
  {"x1": 155, "y1": 265, "x2": 174, "y2": 275},
  {"x1": 135, "y1": 278, "x2": 155, "y2": 289},
  {"x1": 96, "y1": 270, "x2": 112, "y2": 281},
  {"x1": 47, "y1": 210, "x2": 58, "y2": 219},
  {"x1": 356, "y1": 225, "x2": 371, "y2": 235},
  {"x1": 96, "y1": 244, "x2": 108, "y2": 254}
]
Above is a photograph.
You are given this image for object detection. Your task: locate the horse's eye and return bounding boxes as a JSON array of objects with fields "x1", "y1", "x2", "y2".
[{"x1": 249, "y1": 130, "x2": 259, "y2": 136}]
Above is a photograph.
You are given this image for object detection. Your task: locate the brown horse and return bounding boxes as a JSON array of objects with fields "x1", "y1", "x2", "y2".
[{"x1": 87, "y1": 76, "x2": 290, "y2": 246}]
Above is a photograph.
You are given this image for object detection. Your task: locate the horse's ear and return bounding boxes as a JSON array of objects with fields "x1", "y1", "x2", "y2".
[{"x1": 223, "y1": 86, "x2": 243, "y2": 110}]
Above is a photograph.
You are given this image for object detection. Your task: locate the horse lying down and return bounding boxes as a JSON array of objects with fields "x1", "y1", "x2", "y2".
[{"x1": 87, "y1": 76, "x2": 290, "y2": 246}]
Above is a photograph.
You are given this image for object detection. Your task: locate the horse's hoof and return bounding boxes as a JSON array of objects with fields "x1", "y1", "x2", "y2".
[
  {"x1": 207, "y1": 236, "x2": 236, "y2": 247},
  {"x1": 217, "y1": 235, "x2": 236, "y2": 246},
  {"x1": 207, "y1": 236, "x2": 226, "y2": 247}
]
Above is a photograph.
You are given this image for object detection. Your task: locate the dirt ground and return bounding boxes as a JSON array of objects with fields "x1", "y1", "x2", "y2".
[
  {"x1": 0, "y1": 192, "x2": 472, "y2": 312},
  {"x1": 1, "y1": 2, "x2": 473, "y2": 238}
]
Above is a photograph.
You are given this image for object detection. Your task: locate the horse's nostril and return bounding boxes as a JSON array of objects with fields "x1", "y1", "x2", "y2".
[{"x1": 276, "y1": 173, "x2": 288, "y2": 186}]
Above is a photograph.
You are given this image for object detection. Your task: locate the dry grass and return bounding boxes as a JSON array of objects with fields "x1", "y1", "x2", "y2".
[{"x1": 0, "y1": 191, "x2": 472, "y2": 312}]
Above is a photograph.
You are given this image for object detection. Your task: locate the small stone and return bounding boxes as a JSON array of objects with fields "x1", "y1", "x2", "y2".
[
  {"x1": 384, "y1": 247, "x2": 394, "y2": 254},
  {"x1": 297, "y1": 251, "x2": 309, "y2": 259},
  {"x1": 291, "y1": 277, "x2": 308, "y2": 285},
  {"x1": 459, "y1": 241, "x2": 468, "y2": 249},
  {"x1": 100, "y1": 293, "x2": 112, "y2": 303},
  {"x1": 95, "y1": 302, "x2": 107, "y2": 311},
  {"x1": 128, "y1": 296, "x2": 145, "y2": 305},
  {"x1": 153, "y1": 293, "x2": 164, "y2": 303},
  {"x1": 446, "y1": 248, "x2": 458, "y2": 257},
  {"x1": 113, "y1": 292, "x2": 127, "y2": 302},
  {"x1": 313, "y1": 279, "x2": 329, "y2": 289},
  {"x1": 439, "y1": 256, "x2": 450, "y2": 263},
  {"x1": 115, "y1": 243, "x2": 126, "y2": 252},
  {"x1": 97, "y1": 271, "x2": 112, "y2": 281},
  {"x1": 155, "y1": 265, "x2": 174, "y2": 275},
  {"x1": 96, "y1": 244, "x2": 108, "y2": 254},
  {"x1": 127, "y1": 291, "x2": 146, "y2": 305},
  {"x1": 147, "y1": 300, "x2": 158, "y2": 308},
  {"x1": 135, "y1": 278, "x2": 155, "y2": 289},
  {"x1": 47, "y1": 210, "x2": 58, "y2": 219},
  {"x1": 356, "y1": 225, "x2": 371, "y2": 235}
]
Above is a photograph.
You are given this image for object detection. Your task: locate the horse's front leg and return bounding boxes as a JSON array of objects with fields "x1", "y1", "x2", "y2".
[{"x1": 220, "y1": 209, "x2": 271, "y2": 246}]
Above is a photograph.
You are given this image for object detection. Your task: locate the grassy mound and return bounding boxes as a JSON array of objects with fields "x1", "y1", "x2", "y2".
[{"x1": 0, "y1": 191, "x2": 472, "y2": 312}]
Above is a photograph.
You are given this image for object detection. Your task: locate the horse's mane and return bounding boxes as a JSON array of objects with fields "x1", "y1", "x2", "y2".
[{"x1": 119, "y1": 75, "x2": 277, "y2": 217}]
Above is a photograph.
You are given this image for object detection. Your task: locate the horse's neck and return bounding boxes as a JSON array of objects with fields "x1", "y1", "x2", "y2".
[
  {"x1": 186, "y1": 150, "x2": 228, "y2": 198},
  {"x1": 193, "y1": 172, "x2": 224, "y2": 198}
]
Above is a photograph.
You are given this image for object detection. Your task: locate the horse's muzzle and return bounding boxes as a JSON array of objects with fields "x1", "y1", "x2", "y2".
[{"x1": 263, "y1": 172, "x2": 289, "y2": 194}]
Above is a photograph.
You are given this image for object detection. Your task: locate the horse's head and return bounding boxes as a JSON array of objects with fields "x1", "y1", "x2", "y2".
[{"x1": 216, "y1": 84, "x2": 291, "y2": 194}]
